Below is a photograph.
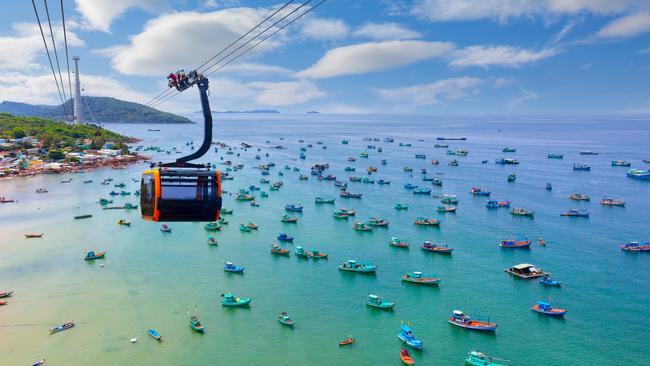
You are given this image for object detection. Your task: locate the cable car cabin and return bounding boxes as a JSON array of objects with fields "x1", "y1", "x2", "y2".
[{"x1": 141, "y1": 168, "x2": 221, "y2": 222}]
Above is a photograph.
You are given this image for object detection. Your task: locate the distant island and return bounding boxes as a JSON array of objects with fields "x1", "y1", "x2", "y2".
[
  {"x1": 0, "y1": 96, "x2": 193, "y2": 124},
  {"x1": 210, "y1": 109, "x2": 280, "y2": 114},
  {"x1": 306, "y1": 111, "x2": 319, "y2": 114}
]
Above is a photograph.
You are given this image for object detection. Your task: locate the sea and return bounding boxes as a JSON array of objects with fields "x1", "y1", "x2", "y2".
[{"x1": 1, "y1": 114, "x2": 649, "y2": 365}]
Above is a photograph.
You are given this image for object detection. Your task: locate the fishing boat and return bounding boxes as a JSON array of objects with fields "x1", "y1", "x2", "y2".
[
  {"x1": 440, "y1": 195, "x2": 458, "y2": 204},
  {"x1": 399, "y1": 142, "x2": 413, "y2": 147},
  {"x1": 285, "y1": 203, "x2": 304, "y2": 212},
  {"x1": 495, "y1": 158, "x2": 519, "y2": 165},
  {"x1": 340, "y1": 190, "x2": 362, "y2": 199},
  {"x1": 400, "y1": 348, "x2": 415, "y2": 365},
  {"x1": 573, "y1": 163, "x2": 591, "y2": 171},
  {"x1": 109, "y1": 191, "x2": 119, "y2": 196},
  {"x1": 352, "y1": 222, "x2": 373, "y2": 231},
  {"x1": 339, "y1": 336, "x2": 354, "y2": 346},
  {"x1": 245, "y1": 222, "x2": 258, "y2": 230},
  {"x1": 413, "y1": 187, "x2": 431, "y2": 195},
  {"x1": 295, "y1": 246, "x2": 308, "y2": 258},
  {"x1": 362, "y1": 177, "x2": 375, "y2": 184},
  {"x1": 402, "y1": 272, "x2": 440, "y2": 285},
  {"x1": 414, "y1": 217, "x2": 440, "y2": 226},
  {"x1": 380, "y1": 159, "x2": 387, "y2": 164},
  {"x1": 626, "y1": 169, "x2": 650, "y2": 180},
  {"x1": 217, "y1": 217, "x2": 228, "y2": 225},
  {"x1": 271, "y1": 243, "x2": 290, "y2": 255},
  {"x1": 561, "y1": 208, "x2": 590, "y2": 217},
  {"x1": 359, "y1": 151, "x2": 369, "y2": 158},
  {"x1": 334, "y1": 180, "x2": 347, "y2": 188},
  {"x1": 377, "y1": 179, "x2": 390, "y2": 185},
  {"x1": 644, "y1": 159, "x2": 650, "y2": 164},
  {"x1": 465, "y1": 351, "x2": 503, "y2": 366},
  {"x1": 434, "y1": 143, "x2": 448, "y2": 148},
  {"x1": 569, "y1": 193, "x2": 590, "y2": 201},
  {"x1": 114, "y1": 183, "x2": 126, "y2": 188},
  {"x1": 0, "y1": 290, "x2": 14, "y2": 298},
  {"x1": 436, "y1": 205, "x2": 456, "y2": 212},
  {"x1": 342, "y1": 208, "x2": 356, "y2": 216},
  {"x1": 341, "y1": 140, "x2": 349, "y2": 144},
  {"x1": 207, "y1": 237, "x2": 218, "y2": 246},
  {"x1": 415, "y1": 154, "x2": 426, "y2": 159},
  {"x1": 119, "y1": 191, "x2": 130, "y2": 196},
  {"x1": 307, "y1": 249, "x2": 328, "y2": 259},
  {"x1": 448, "y1": 159, "x2": 459, "y2": 166},
  {"x1": 395, "y1": 203, "x2": 409, "y2": 210},
  {"x1": 404, "y1": 183, "x2": 418, "y2": 190},
  {"x1": 547, "y1": 153, "x2": 564, "y2": 159},
  {"x1": 500, "y1": 236, "x2": 532, "y2": 248},
  {"x1": 344, "y1": 166, "x2": 355, "y2": 172},
  {"x1": 25, "y1": 233, "x2": 44, "y2": 238},
  {"x1": 348, "y1": 157, "x2": 356, "y2": 162},
  {"x1": 277, "y1": 312, "x2": 294, "y2": 326},
  {"x1": 281, "y1": 214, "x2": 298, "y2": 223},
  {"x1": 74, "y1": 214, "x2": 92, "y2": 220},
  {"x1": 367, "y1": 294, "x2": 395, "y2": 310},
  {"x1": 545, "y1": 182, "x2": 553, "y2": 190},
  {"x1": 403, "y1": 166, "x2": 413, "y2": 172},
  {"x1": 221, "y1": 208, "x2": 234, "y2": 215},
  {"x1": 612, "y1": 160, "x2": 631, "y2": 167},
  {"x1": 277, "y1": 233, "x2": 293, "y2": 241},
  {"x1": 531, "y1": 301, "x2": 567, "y2": 317},
  {"x1": 421, "y1": 241, "x2": 453, "y2": 253},
  {"x1": 449, "y1": 310, "x2": 497, "y2": 332},
  {"x1": 147, "y1": 329, "x2": 161, "y2": 340},
  {"x1": 117, "y1": 219, "x2": 131, "y2": 226},
  {"x1": 50, "y1": 322, "x2": 75, "y2": 334},
  {"x1": 315, "y1": 196, "x2": 336, "y2": 204},
  {"x1": 398, "y1": 325, "x2": 423, "y2": 349},
  {"x1": 84, "y1": 250, "x2": 106, "y2": 260},
  {"x1": 539, "y1": 275, "x2": 561, "y2": 286},
  {"x1": 349, "y1": 176, "x2": 362, "y2": 182},
  {"x1": 505, "y1": 263, "x2": 547, "y2": 278},
  {"x1": 485, "y1": 200, "x2": 510, "y2": 208},
  {"x1": 190, "y1": 316, "x2": 205, "y2": 332},
  {"x1": 620, "y1": 241, "x2": 650, "y2": 252},
  {"x1": 160, "y1": 224, "x2": 172, "y2": 233},
  {"x1": 430, "y1": 159, "x2": 440, "y2": 165},
  {"x1": 338, "y1": 259, "x2": 377, "y2": 273},
  {"x1": 221, "y1": 293, "x2": 252, "y2": 307},
  {"x1": 580, "y1": 150, "x2": 599, "y2": 155},
  {"x1": 511, "y1": 208, "x2": 534, "y2": 217},
  {"x1": 367, "y1": 167, "x2": 378, "y2": 173},
  {"x1": 502, "y1": 147, "x2": 516, "y2": 153},
  {"x1": 389, "y1": 237, "x2": 410, "y2": 248},
  {"x1": 224, "y1": 262, "x2": 245, "y2": 273},
  {"x1": 32, "y1": 358, "x2": 46, "y2": 366},
  {"x1": 368, "y1": 217, "x2": 389, "y2": 227},
  {"x1": 332, "y1": 210, "x2": 349, "y2": 219},
  {"x1": 470, "y1": 187, "x2": 491, "y2": 196},
  {"x1": 36, "y1": 188, "x2": 48, "y2": 193},
  {"x1": 600, "y1": 197, "x2": 625, "y2": 206},
  {"x1": 507, "y1": 173, "x2": 516, "y2": 182},
  {"x1": 98, "y1": 198, "x2": 113, "y2": 205}
]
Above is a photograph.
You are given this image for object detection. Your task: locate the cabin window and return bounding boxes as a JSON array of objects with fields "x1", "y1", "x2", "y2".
[{"x1": 141, "y1": 174, "x2": 154, "y2": 216}]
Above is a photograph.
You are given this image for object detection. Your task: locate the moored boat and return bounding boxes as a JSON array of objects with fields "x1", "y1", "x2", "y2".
[
  {"x1": 465, "y1": 351, "x2": 503, "y2": 366},
  {"x1": 505, "y1": 263, "x2": 547, "y2": 278},
  {"x1": 339, "y1": 336, "x2": 354, "y2": 346},
  {"x1": 495, "y1": 158, "x2": 519, "y2": 165},
  {"x1": 25, "y1": 233, "x2": 44, "y2": 238},
  {"x1": 340, "y1": 190, "x2": 362, "y2": 199},
  {"x1": 626, "y1": 169, "x2": 650, "y2": 180},
  {"x1": 573, "y1": 163, "x2": 591, "y2": 171},
  {"x1": 600, "y1": 197, "x2": 625, "y2": 206},
  {"x1": 500, "y1": 236, "x2": 532, "y2": 248},
  {"x1": 367, "y1": 294, "x2": 395, "y2": 310},
  {"x1": 207, "y1": 237, "x2": 218, "y2": 246},
  {"x1": 569, "y1": 193, "x2": 590, "y2": 201},
  {"x1": 277, "y1": 233, "x2": 293, "y2": 241},
  {"x1": 0, "y1": 290, "x2": 14, "y2": 298},
  {"x1": 50, "y1": 322, "x2": 75, "y2": 334},
  {"x1": 414, "y1": 217, "x2": 440, "y2": 226},
  {"x1": 470, "y1": 187, "x2": 491, "y2": 196},
  {"x1": 389, "y1": 237, "x2": 410, "y2": 248},
  {"x1": 221, "y1": 293, "x2": 252, "y2": 307},
  {"x1": 539, "y1": 275, "x2": 561, "y2": 286},
  {"x1": 352, "y1": 222, "x2": 373, "y2": 231},
  {"x1": 338, "y1": 259, "x2": 376, "y2": 273},
  {"x1": 440, "y1": 194, "x2": 458, "y2": 204},
  {"x1": 294, "y1": 246, "x2": 308, "y2": 258},
  {"x1": 224, "y1": 261, "x2": 244, "y2": 273},
  {"x1": 395, "y1": 203, "x2": 409, "y2": 210},
  {"x1": 398, "y1": 325, "x2": 423, "y2": 349},
  {"x1": 315, "y1": 196, "x2": 335, "y2": 204},
  {"x1": 204, "y1": 222, "x2": 221, "y2": 231},
  {"x1": 368, "y1": 217, "x2": 389, "y2": 226},
  {"x1": 421, "y1": 241, "x2": 453, "y2": 253},
  {"x1": 306, "y1": 249, "x2": 328, "y2": 259},
  {"x1": 611, "y1": 160, "x2": 631, "y2": 167},
  {"x1": 277, "y1": 312, "x2": 294, "y2": 326},
  {"x1": 502, "y1": 147, "x2": 516, "y2": 153},
  {"x1": 400, "y1": 348, "x2": 415, "y2": 365},
  {"x1": 74, "y1": 214, "x2": 92, "y2": 220},
  {"x1": 402, "y1": 272, "x2": 440, "y2": 285},
  {"x1": 448, "y1": 310, "x2": 497, "y2": 332},
  {"x1": 560, "y1": 208, "x2": 589, "y2": 217},
  {"x1": 271, "y1": 243, "x2": 290, "y2": 255},
  {"x1": 547, "y1": 153, "x2": 563, "y2": 159},
  {"x1": 285, "y1": 203, "x2": 304, "y2": 212},
  {"x1": 281, "y1": 214, "x2": 298, "y2": 223},
  {"x1": 160, "y1": 224, "x2": 172, "y2": 233},
  {"x1": 147, "y1": 329, "x2": 161, "y2": 340},
  {"x1": 486, "y1": 200, "x2": 510, "y2": 208},
  {"x1": 437, "y1": 205, "x2": 456, "y2": 212},
  {"x1": 531, "y1": 301, "x2": 567, "y2": 317},
  {"x1": 84, "y1": 250, "x2": 106, "y2": 260},
  {"x1": 620, "y1": 241, "x2": 650, "y2": 252},
  {"x1": 190, "y1": 316, "x2": 205, "y2": 332},
  {"x1": 511, "y1": 208, "x2": 534, "y2": 217}
]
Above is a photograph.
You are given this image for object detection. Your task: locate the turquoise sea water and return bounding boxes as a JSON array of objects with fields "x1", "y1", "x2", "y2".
[{"x1": 1, "y1": 114, "x2": 649, "y2": 365}]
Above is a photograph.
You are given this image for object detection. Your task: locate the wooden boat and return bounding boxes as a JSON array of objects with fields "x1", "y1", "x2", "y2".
[
  {"x1": 32, "y1": 358, "x2": 47, "y2": 366},
  {"x1": 400, "y1": 348, "x2": 415, "y2": 365},
  {"x1": 505, "y1": 263, "x2": 547, "y2": 279},
  {"x1": 395, "y1": 203, "x2": 409, "y2": 210},
  {"x1": 500, "y1": 236, "x2": 532, "y2": 248},
  {"x1": 402, "y1": 272, "x2": 440, "y2": 285},
  {"x1": 470, "y1": 187, "x2": 491, "y2": 196},
  {"x1": 448, "y1": 310, "x2": 497, "y2": 332},
  {"x1": 507, "y1": 173, "x2": 516, "y2": 182},
  {"x1": 437, "y1": 205, "x2": 456, "y2": 213},
  {"x1": 547, "y1": 153, "x2": 563, "y2": 159},
  {"x1": 295, "y1": 246, "x2": 308, "y2": 258},
  {"x1": 277, "y1": 233, "x2": 293, "y2": 241},
  {"x1": 352, "y1": 222, "x2": 373, "y2": 231},
  {"x1": 362, "y1": 177, "x2": 375, "y2": 184},
  {"x1": 281, "y1": 214, "x2": 298, "y2": 223},
  {"x1": 600, "y1": 197, "x2": 625, "y2": 206},
  {"x1": 204, "y1": 222, "x2": 221, "y2": 231},
  {"x1": 332, "y1": 210, "x2": 349, "y2": 219},
  {"x1": 620, "y1": 241, "x2": 650, "y2": 252},
  {"x1": 573, "y1": 163, "x2": 591, "y2": 171},
  {"x1": 440, "y1": 195, "x2": 458, "y2": 204},
  {"x1": 339, "y1": 336, "x2": 354, "y2": 346},
  {"x1": 486, "y1": 200, "x2": 510, "y2": 208},
  {"x1": 398, "y1": 325, "x2": 422, "y2": 349},
  {"x1": 377, "y1": 179, "x2": 390, "y2": 185},
  {"x1": 342, "y1": 208, "x2": 356, "y2": 216},
  {"x1": 160, "y1": 224, "x2": 172, "y2": 233},
  {"x1": 368, "y1": 217, "x2": 389, "y2": 227},
  {"x1": 147, "y1": 329, "x2": 161, "y2": 340},
  {"x1": 239, "y1": 224, "x2": 252, "y2": 232},
  {"x1": 85, "y1": 251, "x2": 106, "y2": 260},
  {"x1": 389, "y1": 237, "x2": 410, "y2": 248},
  {"x1": 245, "y1": 222, "x2": 258, "y2": 230},
  {"x1": 404, "y1": 183, "x2": 417, "y2": 190},
  {"x1": 340, "y1": 190, "x2": 362, "y2": 199},
  {"x1": 190, "y1": 316, "x2": 205, "y2": 332},
  {"x1": 339, "y1": 259, "x2": 376, "y2": 273},
  {"x1": 221, "y1": 293, "x2": 252, "y2": 307},
  {"x1": 224, "y1": 262, "x2": 244, "y2": 273},
  {"x1": 117, "y1": 219, "x2": 131, "y2": 226},
  {"x1": 0, "y1": 290, "x2": 14, "y2": 298},
  {"x1": 465, "y1": 351, "x2": 503, "y2": 366},
  {"x1": 579, "y1": 150, "x2": 598, "y2": 155},
  {"x1": 502, "y1": 147, "x2": 516, "y2": 153},
  {"x1": 431, "y1": 159, "x2": 440, "y2": 165},
  {"x1": 414, "y1": 217, "x2": 440, "y2": 226},
  {"x1": 434, "y1": 143, "x2": 448, "y2": 148},
  {"x1": 315, "y1": 196, "x2": 336, "y2": 204},
  {"x1": 367, "y1": 294, "x2": 395, "y2": 310},
  {"x1": 546, "y1": 182, "x2": 553, "y2": 190},
  {"x1": 50, "y1": 322, "x2": 75, "y2": 334},
  {"x1": 539, "y1": 275, "x2": 561, "y2": 286},
  {"x1": 74, "y1": 214, "x2": 92, "y2": 220},
  {"x1": 421, "y1": 241, "x2": 453, "y2": 253},
  {"x1": 612, "y1": 160, "x2": 631, "y2": 167},
  {"x1": 0, "y1": 300, "x2": 7, "y2": 306},
  {"x1": 412, "y1": 187, "x2": 431, "y2": 195},
  {"x1": 569, "y1": 193, "x2": 590, "y2": 201},
  {"x1": 306, "y1": 250, "x2": 328, "y2": 259},
  {"x1": 560, "y1": 208, "x2": 589, "y2": 217},
  {"x1": 271, "y1": 243, "x2": 290, "y2": 255},
  {"x1": 25, "y1": 233, "x2": 44, "y2": 238},
  {"x1": 36, "y1": 188, "x2": 48, "y2": 193},
  {"x1": 626, "y1": 169, "x2": 650, "y2": 180},
  {"x1": 510, "y1": 208, "x2": 534, "y2": 217},
  {"x1": 207, "y1": 237, "x2": 218, "y2": 246},
  {"x1": 285, "y1": 204, "x2": 304, "y2": 212},
  {"x1": 531, "y1": 301, "x2": 567, "y2": 317},
  {"x1": 495, "y1": 158, "x2": 519, "y2": 165},
  {"x1": 277, "y1": 312, "x2": 295, "y2": 326}
]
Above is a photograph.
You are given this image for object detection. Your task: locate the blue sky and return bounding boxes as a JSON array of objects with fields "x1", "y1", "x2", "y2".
[{"x1": 1, "y1": 0, "x2": 649, "y2": 115}]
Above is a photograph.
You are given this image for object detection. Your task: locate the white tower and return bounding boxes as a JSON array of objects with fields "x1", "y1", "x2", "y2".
[{"x1": 73, "y1": 56, "x2": 82, "y2": 124}]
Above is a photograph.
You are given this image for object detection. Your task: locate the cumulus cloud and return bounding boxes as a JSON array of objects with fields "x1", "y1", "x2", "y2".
[
  {"x1": 450, "y1": 46, "x2": 558, "y2": 68},
  {"x1": 75, "y1": 0, "x2": 171, "y2": 32},
  {"x1": 354, "y1": 22, "x2": 421, "y2": 40},
  {"x1": 300, "y1": 18, "x2": 349, "y2": 40},
  {"x1": 220, "y1": 62, "x2": 292, "y2": 75},
  {"x1": 247, "y1": 81, "x2": 326, "y2": 106},
  {"x1": 297, "y1": 40, "x2": 455, "y2": 79},
  {"x1": 596, "y1": 12, "x2": 650, "y2": 39},
  {"x1": 376, "y1": 77, "x2": 483, "y2": 105},
  {"x1": 494, "y1": 77, "x2": 515, "y2": 88}
]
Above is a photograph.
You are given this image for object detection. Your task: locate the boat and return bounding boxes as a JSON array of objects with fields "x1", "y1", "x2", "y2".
[
  {"x1": 440, "y1": 195, "x2": 458, "y2": 204},
  {"x1": 436, "y1": 205, "x2": 456, "y2": 212},
  {"x1": 448, "y1": 159, "x2": 458, "y2": 166},
  {"x1": 600, "y1": 197, "x2": 625, "y2": 206},
  {"x1": 207, "y1": 237, "x2": 218, "y2": 246},
  {"x1": 74, "y1": 214, "x2": 92, "y2": 220},
  {"x1": 119, "y1": 191, "x2": 130, "y2": 196},
  {"x1": 50, "y1": 322, "x2": 75, "y2": 334},
  {"x1": 399, "y1": 142, "x2": 412, "y2": 147},
  {"x1": 580, "y1": 150, "x2": 599, "y2": 155},
  {"x1": 281, "y1": 214, "x2": 298, "y2": 223},
  {"x1": 245, "y1": 222, "x2": 258, "y2": 230},
  {"x1": 271, "y1": 243, "x2": 290, "y2": 255},
  {"x1": 341, "y1": 208, "x2": 356, "y2": 216},
  {"x1": 368, "y1": 217, "x2": 389, "y2": 227},
  {"x1": 349, "y1": 176, "x2": 362, "y2": 182},
  {"x1": 367, "y1": 167, "x2": 378, "y2": 173},
  {"x1": 547, "y1": 153, "x2": 563, "y2": 159},
  {"x1": 84, "y1": 250, "x2": 105, "y2": 260},
  {"x1": 505, "y1": 263, "x2": 547, "y2": 278},
  {"x1": 395, "y1": 203, "x2": 409, "y2": 210},
  {"x1": 507, "y1": 173, "x2": 516, "y2": 182},
  {"x1": 626, "y1": 169, "x2": 650, "y2": 180},
  {"x1": 644, "y1": 159, "x2": 650, "y2": 164},
  {"x1": 340, "y1": 190, "x2": 362, "y2": 199},
  {"x1": 377, "y1": 179, "x2": 390, "y2": 185},
  {"x1": 306, "y1": 249, "x2": 328, "y2": 259},
  {"x1": 545, "y1": 182, "x2": 553, "y2": 190},
  {"x1": 32, "y1": 358, "x2": 47, "y2": 366},
  {"x1": 404, "y1": 183, "x2": 417, "y2": 190},
  {"x1": 341, "y1": 139, "x2": 349, "y2": 144},
  {"x1": 359, "y1": 151, "x2": 369, "y2": 158},
  {"x1": 339, "y1": 336, "x2": 354, "y2": 346},
  {"x1": 620, "y1": 241, "x2": 650, "y2": 252},
  {"x1": 573, "y1": 163, "x2": 591, "y2": 171},
  {"x1": 400, "y1": 348, "x2": 415, "y2": 365},
  {"x1": 486, "y1": 200, "x2": 510, "y2": 208},
  {"x1": 495, "y1": 158, "x2": 519, "y2": 165},
  {"x1": 362, "y1": 177, "x2": 374, "y2": 184},
  {"x1": 221, "y1": 208, "x2": 234, "y2": 215},
  {"x1": 511, "y1": 208, "x2": 534, "y2": 217},
  {"x1": 218, "y1": 217, "x2": 229, "y2": 225},
  {"x1": 277, "y1": 312, "x2": 294, "y2": 326},
  {"x1": 434, "y1": 143, "x2": 448, "y2": 148},
  {"x1": 470, "y1": 187, "x2": 491, "y2": 196},
  {"x1": 344, "y1": 166, "x2": 355, "y2": 172},
  {"x1": 465, "y1": 351, "x2": 503, "y2": 366},
  {"x1": 147, "y1": 329, "x2": 161, "y2": 340},
  {"x1": 380, "y1": 159, "x2": 387, "y2": 164},
  {"x1": 160, "y1": 224, "x2": 172, "y2": 233},
  {"x1": 539, "y1": 275, "x2": 561, "y2": 286},
  {"x1": 403, "y1": 166, "x2": 413, "y2": 172},
  {"x1": 285, "y1": 204, "x2": 304, "y2": 212},
  {"x1": 98, "y1": 198, "x2": 113, "y2": 205},
  {"x1": 25, "y1": 233, "x2": 44, "y2": 238},
  {"x1": 277, "y1": 233, "x2": 293, "y2": 241},
  {"x1": 315, "y1": 196, "x2": 335, "y2": 204},
  {"x1": 294, "y1": 246, "x2": 308, "y2": 258},
  {"x1": 531, "y1": 301, "x2": 567, "y2": 317},
  {"x1": 239, "y1": 224, "x2": 252, "y2": 232},
  {"x1": 569, "y1": 193, "x2": 590, "y2": 201},
  {"x1": 612, "y1": 160, "x2": 631, "y2": 167},
  {"x1": 561, "y1": 208, "x2": 590, "y2": 217},
  {"x1": 430, "y1": 159, "x2": 440, "y2": 165},
  {"x1": 224, "y1": 261, "x2": 245, "y2": 273},
  {"x1": 502, "y1": 147, "x2": 516, "y2": 153},
  {"x1": 448, "y1": 310, "x2": 497, "y2": 332},
  {"x1": 389, "y1": 237, "x2": 410, "y2": 248},
  {"x1": 190, "y1": 316, "x2": 205, "y2": 332},
  {"x1": 500, "y1": 236, "x2": 532, "y2": 248},
  {"x1": 36, "y1": 188, "x2": 48, "y2": 193},
  {"x1": 402, "y1": 272, "x2": 440, "y2": 285},
  {"x1": 415, "y1": 154, "x2": 426, "y2": 159},
  {"x1": 367, "y1": 294, "x2": 395, "y2": 310},
  {"x1": 221, "y1": 293, "x2": 252, "y2": 307},
  {"x1": 117, "y1": 219, "x2": 131, "y2": 226},
  {"x1": 352, "y1": 222, "x2": 373, "y2": 231},
  {"x1": 338, "y1": 259, "x2": 377, "y2": 273},
  {"x1": 332, "y1": 210, "x2": 349, "y2": 219},
  {"x1": 0, "y1": 290, "x2": 14, "y2": 298},
  {"x1": 114, "y1": 183, "x2": 126, "y2": 188},
  {"x1": 412, "y1": 187, "x2": 431, "y2": 195},
  {"x1": 437, "y1": 137, "x2": 467, "y2": 141},
  {"x1": 414, "y1": 217, "x2": 440, "y2": 226},
  {"x1": 421, "y1": 241, "x2": 453, "y2": 253},
  {"x1": 398, "y1": 325, "x2": 422, "y2": 349}
]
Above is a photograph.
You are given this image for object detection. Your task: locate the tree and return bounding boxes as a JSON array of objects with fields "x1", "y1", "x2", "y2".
[{"x1": 48, "y1": 150, "x2": 65, "y2": 160}]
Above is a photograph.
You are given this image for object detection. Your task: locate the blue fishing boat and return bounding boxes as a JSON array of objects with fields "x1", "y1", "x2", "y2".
[
  {"x1": 413, "y1": 187, "x2": 431, "y2": 194},
  {"x1": 465, "y1": 351, "x2": 503, "y2": 366},
  {"x1": 285, "y1": 204, "x2": 304, "y2": 212},
  {"x1": 398, "y1": 325, "x2": 423, "y2": 350},
  {"x1": 470, "y1": 187, "x2": 491, "y2": 196},
  {"x1": 531, "y1": 301, "x2": 567, "y2": 317},
  {"x1": 404, "y1": 183, "x2": 417, "y2": 189},
  {"x1": 486, "y1": 200, "x2": 510, "y2": 208},
  {"x1": 338, "y1": 259, "x2": 377, "y2": 273},
  {"x1": 221, "y1": 293, "x2": 252, "y2": 307},
  {"x1": 147, "y1": 329, "x2": 161, "y2": 340},
  {"x1": 573, "y1": 163, "x2": 591, "y2": 171},
  {"x1": 378, "y1": 179, "x2": 390, "y2": 185},
  {"x1": 539, "y1": 275, "x2": 561, "y2": 286},
  {"x1": 547, "y1": 153, "x2": 564, "y2": 159},
  {"x1": 224, "y1": 262, "x2": 245, "y2": 273},
  {"x1": 626, "y1": 169, "x2": 650, "y2": 180},
  {"x1": 495, "y1": 158, "x2": 519, "y2": 165},
  {"x1": 561, "y1": 208, "x2": 590, "y2": 217},
  {"x1": 366, "y1": 294, "x2": 395, "y2": 310},
  {"x1": 277, "y1": 233, "x2": 294, "y2": 242}
]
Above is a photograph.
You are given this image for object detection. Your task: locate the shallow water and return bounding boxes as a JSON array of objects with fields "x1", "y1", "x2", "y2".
[{"x1": 1, "y1": 114, "x2": 649, "y2": 365}]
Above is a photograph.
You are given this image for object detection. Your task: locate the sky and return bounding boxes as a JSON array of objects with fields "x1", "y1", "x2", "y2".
[{"x1": 0, "y1": 0, "x2": 649, "y2": 116}]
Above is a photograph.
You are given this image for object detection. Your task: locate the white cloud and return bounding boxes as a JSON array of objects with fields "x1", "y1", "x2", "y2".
[
  {"x1": 354, "y1": 22, "x2": 421, "y2": 40},
  {"x1": 596, "y1": 12, "x2": 650, "y2": 39},
  {"x1": 508, "y1": 88, "x2": 539, "y2": 109},
  {"x1": 301, "y1": 18, "x2": 349, "y2": 41},
  {"x1": 297, "y1": 40, "x2": 455, "y2": 79},
  {"x1": 247, "y1": 81, "x2": 326, "y2": 106},
  {"x1": 494, "y1": 77, "x2": 515, "y2": 88},
  {"x1": 220, "y1": 62, "x2": 292, "y2": 75},
  {"x1": 316, "y1": 103, "x2": 373, "y2": 114},
  {"x1": 376, "y1": 77, "x2": 483, "y2": 106},
  {"x1": 203, "y1": 0, "x2": 240, "y2": 9},
  {"x1": 450, "y1": 46, "x2": 558, "y2": 68},
  {"x1": 74, "y1": 0, "x2": 170, "y2": 32}
]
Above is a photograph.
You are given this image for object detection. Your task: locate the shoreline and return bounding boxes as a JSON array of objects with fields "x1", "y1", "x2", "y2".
[{"x1": 0, "y1": 154, "x2": 149, "y2": 179}]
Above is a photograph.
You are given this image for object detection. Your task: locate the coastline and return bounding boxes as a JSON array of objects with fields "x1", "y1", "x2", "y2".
[{"x1": 0, "y1": 154, "x2": 148, "y2": 179}]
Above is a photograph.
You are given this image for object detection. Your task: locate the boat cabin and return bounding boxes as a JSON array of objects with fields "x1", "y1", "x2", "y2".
[{"x1": 505, "y1": 263, "x2": 547, "y2": 278}]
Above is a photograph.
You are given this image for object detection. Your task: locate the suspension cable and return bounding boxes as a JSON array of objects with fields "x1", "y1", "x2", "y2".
[
  {"x1": 43, "y1": 0, "x2": 70, "y2": 119},
  {"x1": 60, "y1": 0, "x2": 73, "y2": 121}
]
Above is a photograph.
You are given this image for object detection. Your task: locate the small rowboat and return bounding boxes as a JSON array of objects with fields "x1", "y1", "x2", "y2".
[
  {"x1": 400, "y1": 348, "x2": 415, "y2": 365},
  {"x1": 278, "y1": 312, "x2": 295, "y2": 326},
  {"x1": 402, "y1": 272, "x2": 440, "y2": 285},
  {"x1": 84, "y1": 251, "x2": 106, "y2": 260},
  {"x1": 117, "y1": 219, "x2": 131, "y2": 226},
  {"x1": 190, "y1": 316, "x2": 205, "y2": 332},
  {"x1": 160, "y1": 224, "x2": 172, "y2": 233},
  {"x1": 25, "y1": 233, "x2": 44, "y2": 238},
  {"x1": 339, "y1": 336, "x2": 354, "y2": 346},
  {"x1": 0, "y1": 290, "x2": 14, "y2": 298},
  {"x1": 50, "y1": 322, "x2": 75, "y2": 334},
  {"x1": 147, "y1": 329, "x2": 162, "y2": 340},
  {"x1": 531, "y1": 301, "x2": 567, "y2": 317},
  {"x1": 448, "y1": 310, "x2": 497, "y2": 332}
]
